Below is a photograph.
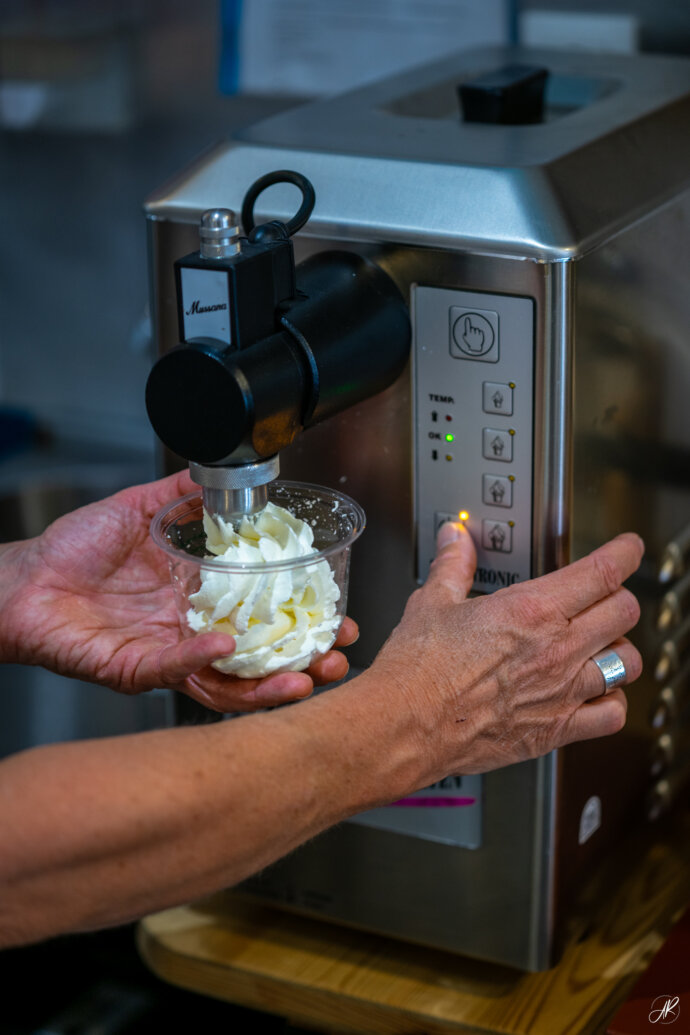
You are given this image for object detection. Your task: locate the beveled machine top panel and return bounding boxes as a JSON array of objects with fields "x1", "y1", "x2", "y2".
[
  {"x1": 238, "y1": 46, "x2": 690, "y2": 168},
  {"x1": 146, "y1": 47, "x2": 690, "y2": 260}
]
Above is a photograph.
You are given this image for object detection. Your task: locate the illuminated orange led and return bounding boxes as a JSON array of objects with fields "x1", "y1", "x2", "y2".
[{"x1": 458, "y1": 510, "x2": 470, "y2": 522}]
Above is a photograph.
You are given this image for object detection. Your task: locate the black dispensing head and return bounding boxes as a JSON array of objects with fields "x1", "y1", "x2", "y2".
[{"x1": 146, "y1": 171, "x2": 411, "y2": 468}]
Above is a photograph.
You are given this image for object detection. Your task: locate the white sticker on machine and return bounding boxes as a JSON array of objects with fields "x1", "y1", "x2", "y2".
[
  {"x1": 181, "y1": 267, "x2": 232, "y2": 345},
  {"x1": 578, "y1": 795, "x2": 602, "y2": 845}
]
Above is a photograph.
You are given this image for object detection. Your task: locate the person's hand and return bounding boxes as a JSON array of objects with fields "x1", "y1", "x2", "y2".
[
  {"x1": 0, "y1": 471, "x2": 358, "y2": 712},
  {"x1": 371, "y1": 521, "x2": 643, "y2": 777}
]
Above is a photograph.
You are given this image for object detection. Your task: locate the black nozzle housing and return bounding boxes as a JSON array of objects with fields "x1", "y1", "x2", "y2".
[{"x1": 146, "y1": 251, "x2": 410, "y2": 465}]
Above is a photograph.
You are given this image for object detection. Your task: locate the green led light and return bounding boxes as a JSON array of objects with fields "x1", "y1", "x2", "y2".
[{"x1": 445, "y1": 433, "x2": 455, "y2": 443}]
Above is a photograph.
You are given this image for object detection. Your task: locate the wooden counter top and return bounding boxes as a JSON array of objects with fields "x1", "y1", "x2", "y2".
[{"x1": 138, "y1": 812, "x2": 690, "y2": 1034}]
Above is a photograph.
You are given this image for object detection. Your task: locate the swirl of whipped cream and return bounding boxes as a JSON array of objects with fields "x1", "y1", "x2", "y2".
[{"x1": 187, "y1": 501, "x2": 341, "y2": 677}]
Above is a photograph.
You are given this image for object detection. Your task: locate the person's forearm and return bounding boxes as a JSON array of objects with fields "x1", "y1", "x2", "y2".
[{"x1": 0, "y1": 668, "x2": 424, "y2": 948}]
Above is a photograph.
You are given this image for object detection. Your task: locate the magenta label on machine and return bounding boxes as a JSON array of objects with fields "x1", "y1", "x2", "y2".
[{"x1": 349, "y1": 774, "x2": 482, "y2": 849}]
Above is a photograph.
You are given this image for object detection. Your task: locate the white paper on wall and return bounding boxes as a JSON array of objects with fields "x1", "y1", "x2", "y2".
[{"x1": 223, "y1": 0, "x2": 512, "y2": 96}]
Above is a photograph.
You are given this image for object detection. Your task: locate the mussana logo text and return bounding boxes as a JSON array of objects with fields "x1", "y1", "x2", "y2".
[{"x1": 185, "y1": 299, "x2": 228, "y2": 315}]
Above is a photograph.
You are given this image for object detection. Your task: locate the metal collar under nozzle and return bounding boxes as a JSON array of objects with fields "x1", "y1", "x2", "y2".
[{"x1": 189, "y1": 456, "x2": 280, "y2": 522}]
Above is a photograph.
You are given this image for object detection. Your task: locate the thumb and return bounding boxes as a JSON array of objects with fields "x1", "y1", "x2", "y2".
[
  {"x1": 153, "y1": 632, "x2": 237, "y2": 690},
  {"x1": 425, "y1": 520, "x2": 477, "y2": 601}
]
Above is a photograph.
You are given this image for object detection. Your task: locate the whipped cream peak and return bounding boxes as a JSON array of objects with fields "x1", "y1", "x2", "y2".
[
  {"x1": 203, "y1": 501, "x2": 315, "y2": 564},
  {"x1": 187, "y1": 500, "x2": 341, "y2": 678}
]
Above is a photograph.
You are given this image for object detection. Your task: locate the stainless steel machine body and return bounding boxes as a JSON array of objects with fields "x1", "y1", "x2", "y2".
[{"x1": 145, "y1": 47, "x2": 690, "y2": 969}]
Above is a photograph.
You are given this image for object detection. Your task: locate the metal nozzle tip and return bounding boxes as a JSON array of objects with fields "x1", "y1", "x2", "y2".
[
  {"x1": 201, "y1": 208, "x2": 237, "y2": 231},
  {"x1": 199, "y1": 208, "x2": 241, "y2": 258}
]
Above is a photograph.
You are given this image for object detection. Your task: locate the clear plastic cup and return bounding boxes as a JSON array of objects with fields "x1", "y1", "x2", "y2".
[{"x1": 150, "y1": 480, "x2": 365, "y2": 678}]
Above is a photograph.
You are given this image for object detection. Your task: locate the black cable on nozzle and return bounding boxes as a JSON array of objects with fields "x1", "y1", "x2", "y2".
[{"x1": 241, "y1": 170, "x2": 316, "y2": 237}]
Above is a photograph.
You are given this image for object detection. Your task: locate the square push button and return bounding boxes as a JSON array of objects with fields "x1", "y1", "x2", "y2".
[
  {"x1": 434, "y1": 511, "x2": 460, "y2": 535},
  {"x1": 482, "y1": 427, "x2": 513, "y2": 462},
  {"x1": 483, "y1": 382, "x2": 513, "y2": 416},
  {"x1": 482, "y1": 519, "x2": 513, "y2": 553},
  {"x1": 483, "y1": 474, "x2": 513, "y2": 508},
  {"x1": 449, "y1": 308, "x2": 499, "y2": 363}
]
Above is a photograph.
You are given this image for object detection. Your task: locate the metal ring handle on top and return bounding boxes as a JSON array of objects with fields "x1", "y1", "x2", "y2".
[{"x1": 241, "y1": 170, "x2": 316, "y2": 237}]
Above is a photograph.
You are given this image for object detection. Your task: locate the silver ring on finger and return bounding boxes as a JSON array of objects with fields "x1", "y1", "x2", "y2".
[{"x1": 591, "y1": 649, "x2": 627, "y2": 695}]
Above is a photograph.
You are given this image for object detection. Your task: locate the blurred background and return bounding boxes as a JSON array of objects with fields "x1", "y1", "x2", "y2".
[{"x1": 1, "y1": 1, "x2": 690, "y2": 1031}]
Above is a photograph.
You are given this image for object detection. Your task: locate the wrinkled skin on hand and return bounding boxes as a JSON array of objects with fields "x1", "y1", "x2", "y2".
[
  {"x1": 372, "y1": 522, "x2": 644, "y2": 777},
  {"x1": 0, "y1": 471, "x2": 358, "y2": 712}
]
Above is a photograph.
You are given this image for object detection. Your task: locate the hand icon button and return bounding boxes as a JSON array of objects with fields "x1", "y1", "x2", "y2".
[
  {"x1": 462, "y1": 316, "x2": 485, "y2": 353},
  {"x1": 450, "y1": 309, "x2": 497, "y2": 362}
]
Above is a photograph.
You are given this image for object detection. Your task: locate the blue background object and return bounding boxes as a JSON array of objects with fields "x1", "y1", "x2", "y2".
[{"x1": 219, "y1": 0, "x2": 243, "y2": 95}]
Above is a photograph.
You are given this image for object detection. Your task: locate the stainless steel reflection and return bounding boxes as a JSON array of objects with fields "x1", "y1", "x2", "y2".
[{"x1": 534, "y1": 261, "x2": 574, "y2": 577}]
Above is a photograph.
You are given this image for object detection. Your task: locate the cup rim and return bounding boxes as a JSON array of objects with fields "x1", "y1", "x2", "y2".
[{"x1": 150, "y1": 481, "x2": 366, "y2": 573}]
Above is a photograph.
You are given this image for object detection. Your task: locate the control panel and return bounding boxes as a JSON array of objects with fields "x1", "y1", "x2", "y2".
[{"x1": 413, "y1": 286, "x2": 534, "y2": 593}]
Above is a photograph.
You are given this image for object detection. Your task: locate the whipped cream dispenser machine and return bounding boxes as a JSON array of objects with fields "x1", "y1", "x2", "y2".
[{"x1": 145, "y1": 49, "x2": 690, "y2": 970}]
